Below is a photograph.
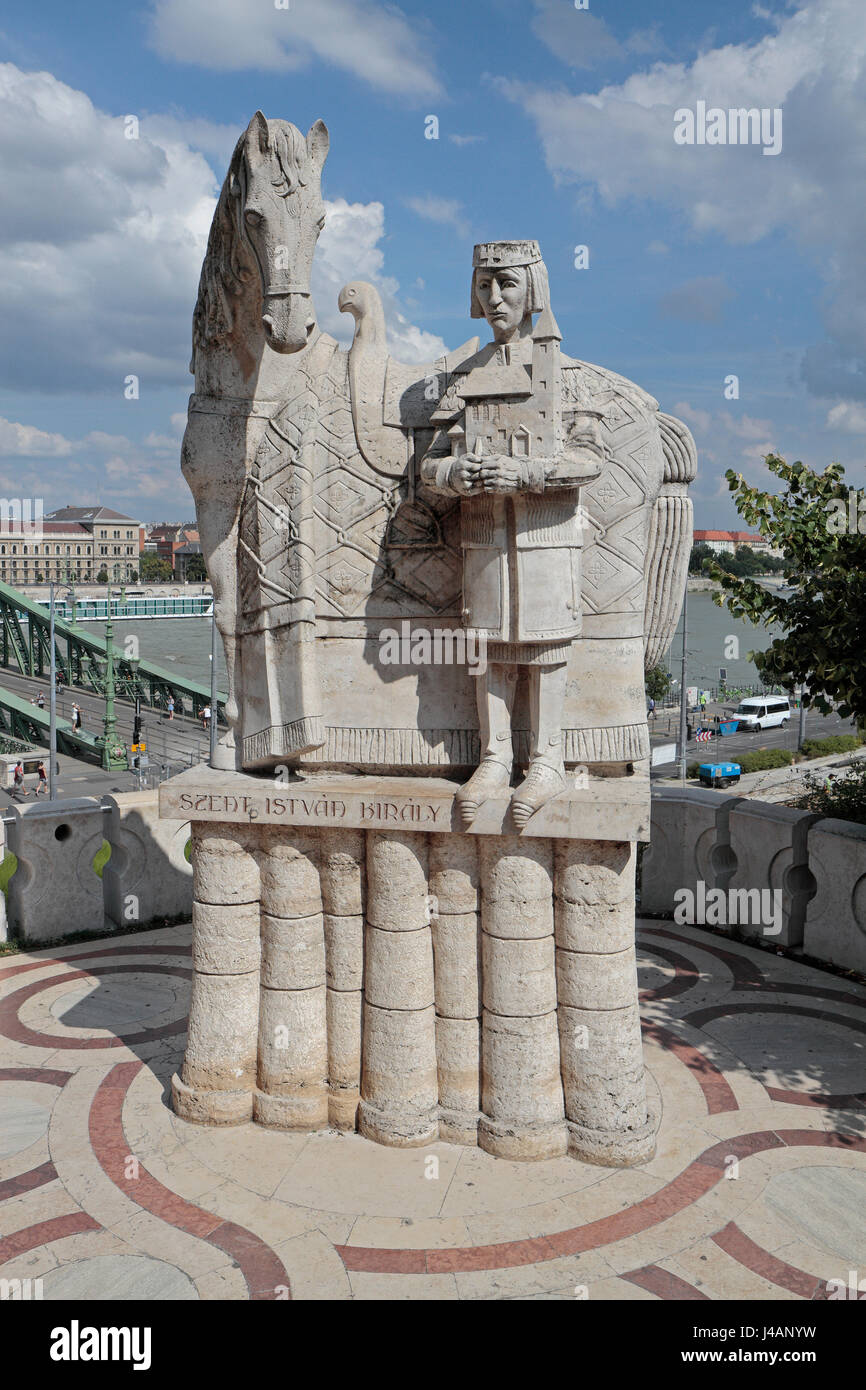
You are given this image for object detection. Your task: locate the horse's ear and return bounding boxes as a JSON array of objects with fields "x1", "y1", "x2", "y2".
[
  {"x1": 306, "y1": 119, "x2": 329, "y2": 173},
  {"x1": 247, "y1": 110, "x2": 270, "y2": 155}
]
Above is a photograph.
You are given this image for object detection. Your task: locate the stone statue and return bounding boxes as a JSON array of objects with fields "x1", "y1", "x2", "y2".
[
  {"x1": 418, "y1": 240, "x2": 608, "y2": 827},
  {"x1": 169, "y1": 111, "x2": 698, "y2": 1168}
]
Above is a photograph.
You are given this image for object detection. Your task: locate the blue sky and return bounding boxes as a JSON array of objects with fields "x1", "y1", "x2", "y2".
[{"x1": 0, "y1": 0, "x2": 864, "y2": 524}]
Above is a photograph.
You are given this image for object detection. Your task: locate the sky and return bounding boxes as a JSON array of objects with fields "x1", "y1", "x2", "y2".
[{"x1": 0, "y1": 0, "x2": 864, "y2": 524}]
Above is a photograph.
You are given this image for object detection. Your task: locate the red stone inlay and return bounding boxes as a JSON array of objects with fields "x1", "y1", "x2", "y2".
[
  {"x1": 0, "y1": 942, "x2": 191, "y2": 984},
  {"x1": 621, "y1": 1263, "x2": 710, "y2": 1299},
  {"x1": 684, "y1": 1001, "x2": 866, "y2": 1037},
  {"x1": 765, "y1": 1085, "x2": 866, "y2": 1111},
  {"x1": 642, "y1": 1021, "x2": 739, "y2": 1114},
  {"x1": 712, "y1": 1221, "x2": 833, "y2": 1299},
  {"x1": 648, "y1": 926, "x2": 866, "y2": 1011},
  {"x1": 89, "y1": 1062, "x2": 291, "y2": 1300},
  {"x1": 339, "y1": 1245, "x2": 428, "y2": 1274},
  {"x1": 638, "y1": 942, "x2": 702, "y2": 1002},
  {"x1": 0, "y1": 965, "x2": 191, "y2": 1050},
  {"x1": 0, "y1": 1212, "x2": 100, "y2": 1264},
  {"x1": 336, "y1": 1129, "x2": 866, "y2": 1274},
  {"x1": 644, "y1": 926, "x2": 765, "y2": 988},
  {"x1": 0, "y1": 1161, "x2": 58, "y2": 1204},
  {"x1": 0, "y1": 1066, "x2": 73, "y2": 1087}
]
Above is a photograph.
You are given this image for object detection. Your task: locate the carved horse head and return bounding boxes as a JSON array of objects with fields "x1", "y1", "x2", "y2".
[{"x1": 193, "y1": 111, "x2": 329, "y2": 361}]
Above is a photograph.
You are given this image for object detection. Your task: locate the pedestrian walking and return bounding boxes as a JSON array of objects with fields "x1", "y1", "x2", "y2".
[
  {"x1": 167, "y1": 695, "x2": 175, "y2": 721},
  {"x1": 648, "y1": 697, "x2": 655, "y2": 720},
  {"x1": 201, "y1": 703, "x2": 211, "y2": 732},
  {"x1": 71, "y1": 702, "x2": 82, "y2": 732},
  {"x1": 36, "y1": 691, "x2": 45, "y2": 710},
  {"x1": 12, "y1": 760, "x2": 27, "y2": 798},
  {"x1": 35, "y1": 760, "x2": 48, "y2": 795}
]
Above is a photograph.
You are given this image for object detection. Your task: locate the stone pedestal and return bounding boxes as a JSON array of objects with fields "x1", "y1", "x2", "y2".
[{"x1": 161, "y1": 766, "x2": 656, "y2": 1166}]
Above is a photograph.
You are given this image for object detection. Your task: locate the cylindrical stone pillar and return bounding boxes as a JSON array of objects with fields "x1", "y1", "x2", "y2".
[
  {"x1": 478, "y1": 836, "x2": 566, "y2": 1160},
  {"x1": 554, "y1": 839, "x2": 656, "y2": 1165},
  {"x1": 254, "y1": 827, "x2": 328, "y2": 1131},
  {"x1": 359, "y1": 832, "x2": 438, "y2": 1146},
  {"x1": 320, "y1": 829, "x2": 365, "y2": 1131},
  {"x1": 429, "y1": 833, "x2": 480, "y2": 1145},
  {"x1": 172, "y1": 823, "x2": 261, "y2": 1125}
]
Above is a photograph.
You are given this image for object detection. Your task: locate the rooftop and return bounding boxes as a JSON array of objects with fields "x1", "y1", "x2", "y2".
[{"x1": 46, "y1": 506, "x2": 139, "y2": 524}]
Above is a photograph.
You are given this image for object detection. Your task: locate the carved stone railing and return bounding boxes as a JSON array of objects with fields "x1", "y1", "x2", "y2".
[
  {"x1": 5, "y1": 784, "x2": 863, "y2": 983},
  {"x1": 1, "y1": 792, "x2": 192, "y2": 945},
  {"x1": 641, "y1": 787, "x2": 866, "y2": 975}
]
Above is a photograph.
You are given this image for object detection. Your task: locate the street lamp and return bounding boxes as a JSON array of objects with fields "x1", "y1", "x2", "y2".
[
  {"x1": 47, "y1": 577, "x2": 76, "y2": 800},
  {"x1": 97, "y1": 584, "x2": 127, "y2": 772},
  {"x1": 209, "y1": 598, "x2": 218, "y2": 765}
]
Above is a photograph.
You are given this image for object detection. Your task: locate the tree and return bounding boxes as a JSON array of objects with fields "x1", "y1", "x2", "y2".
[
  {"x1": 688, "y1": 541, "x2": 713, "y2": 573},
  {"x1": 96, "y1": 568, "x2": 109, "y2": 583},
  {"x1": 139, "y1": 554, "x2": 173, "y2": 583},
  {"x1": 711, "y1": 454, "x2": 866, "y2": 721},
  {"x1": 645, "y1": 664, "x2": 672, "y2": 704},
  {"x1": 129, "y1": 569, "x2": 139, "y2": 583},
  {"x1": 184, "y1": 555, "x2": 207, "y2": 582}
]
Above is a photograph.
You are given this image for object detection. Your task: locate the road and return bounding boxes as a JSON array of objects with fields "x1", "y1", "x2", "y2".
[
  {"x1": 649, "y1": 700, "x2": 858, "y2": 775},
  {"x1": 0, "y1": 666, "x2": 212, "y2": 801}
]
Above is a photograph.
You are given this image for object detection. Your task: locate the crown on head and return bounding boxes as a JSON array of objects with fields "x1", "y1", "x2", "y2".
[{"x1": 472, "y1": 240, "x2": 542, "y2": 269}]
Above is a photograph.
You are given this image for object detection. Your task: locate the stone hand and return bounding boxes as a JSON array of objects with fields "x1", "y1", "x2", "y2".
[
  {"x1": 450, "y1": 455, "x2": 483, "y2": 494},
  {"x1": 479, "y1": 456, "x2": 524, "y2": 492}
]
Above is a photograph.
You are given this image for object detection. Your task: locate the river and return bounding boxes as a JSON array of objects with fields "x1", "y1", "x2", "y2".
[{"x1": 87, "y1": 589, "x2": 780, "y2": 697}]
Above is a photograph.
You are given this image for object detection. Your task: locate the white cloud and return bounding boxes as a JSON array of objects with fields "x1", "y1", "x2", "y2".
[
  {"x1": 826, "y1": 401, "x2": 866, "y2": 433},
  {"x1": 315, "y1": 198, "x2": 447, "y2": 363},
  {"x1": 405, "y1": 196, "x2": 469, "y2": 239},
  {"x1": 673, "y1": 402, "x2": 777, "y2": 476},
  {"x1": 0, "y1": 417, "x2": 74, "y2": 457},
  {"x1": 0, "y1": 63, "x2": 446, "y2": 394},
  {"x1": 530, "y1": 0, "x2": 623, "y2": 69},
  {"x1": 647, "y1": 240, "x2": 669, "y2": 255},
  {"x1": 148, "y1": 0, "x2": 440, "y2": 97},
  {"x1": 501, "y1": 0, "x2": 866, "y2": 402}
]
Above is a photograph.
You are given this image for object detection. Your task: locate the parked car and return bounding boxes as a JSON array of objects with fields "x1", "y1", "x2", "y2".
[
  {"x1": 699, "y1": 761, "x2": 742, "y2": 789},
  {"x1": 731, "y1": 696, "x2": 791, "y2": 731}
]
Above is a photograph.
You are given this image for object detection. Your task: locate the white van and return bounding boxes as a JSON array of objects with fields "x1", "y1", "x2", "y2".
[{"x1": 733, "y1": 696, "x2": 791, "y2": 731}]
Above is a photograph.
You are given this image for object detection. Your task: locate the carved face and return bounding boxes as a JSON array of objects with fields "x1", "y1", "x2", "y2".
[
  {"x1": 236, "y1": 113, "x2": 328, "y2": 353},
  {"x1": 473, "y1": 266, "x2": 529, "y2": 341}
]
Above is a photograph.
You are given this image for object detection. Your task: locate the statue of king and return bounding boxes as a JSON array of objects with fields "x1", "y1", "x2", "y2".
[{"x1": 419, "y1": 240, "x2": 608, "y2": 826}]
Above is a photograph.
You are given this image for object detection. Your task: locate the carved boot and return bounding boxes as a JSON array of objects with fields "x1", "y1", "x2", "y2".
[
  {"x1": 456, "y1": 663, "x2": 517, "y2": 828},
  {"x1": 511, "y1": 758, "x2": 567, "y2": 828},
  {"x1": 455, "y1": 757, "x2": 513, "y2": 829},
  {"x1": 511, "y1": 661, "x2": 569, "y2": 827}
]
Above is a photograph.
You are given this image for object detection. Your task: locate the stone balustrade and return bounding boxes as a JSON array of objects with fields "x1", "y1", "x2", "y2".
[
  {"x1": 1, "y1": 792, "x2": 192, "y2": 945},
  {"x1": 641, "y1": 787, "x2": 866, "y2": 974}
]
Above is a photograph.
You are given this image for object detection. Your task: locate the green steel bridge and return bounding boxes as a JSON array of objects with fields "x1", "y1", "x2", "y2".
[
  {"x1": 0, "y1": 682, "x2": 102, "y2": 759},
  {"x1": 0, "y1": 578, "x2": 226, "y2": 724}
]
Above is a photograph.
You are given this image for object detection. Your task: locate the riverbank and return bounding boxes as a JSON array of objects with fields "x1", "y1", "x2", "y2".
[{"x1": 686, "y1": 574, "x2": 790, "y2": 594}]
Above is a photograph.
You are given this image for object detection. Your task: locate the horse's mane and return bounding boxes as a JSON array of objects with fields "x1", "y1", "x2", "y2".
[{"x1": 192, "y1": 119, "x2": 311, "y2": 362}]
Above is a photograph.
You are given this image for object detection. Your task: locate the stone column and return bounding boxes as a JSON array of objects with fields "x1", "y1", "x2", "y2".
[
  {"x1": 359, "y1": 831, "x2": 438, "y2": 1147},
  {"x1": 554, "y1": 839, "x2": 655, "y2": 1165},
  {"x1": 479, "y1": 837, "x2": 567, "y2": 1160},
  {"x1": 428, "y1": 833, "x2": 481, "y2": 1145},
  {"x1": 254, "y1": 827, "x2": 328, "y2": 1130},
  {"x1": 172, "y1": 823, "x2": 261, "y2": 1125},
  {"x1": 319, "y1": 829, "x2": 365, "y2": 1130}
]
